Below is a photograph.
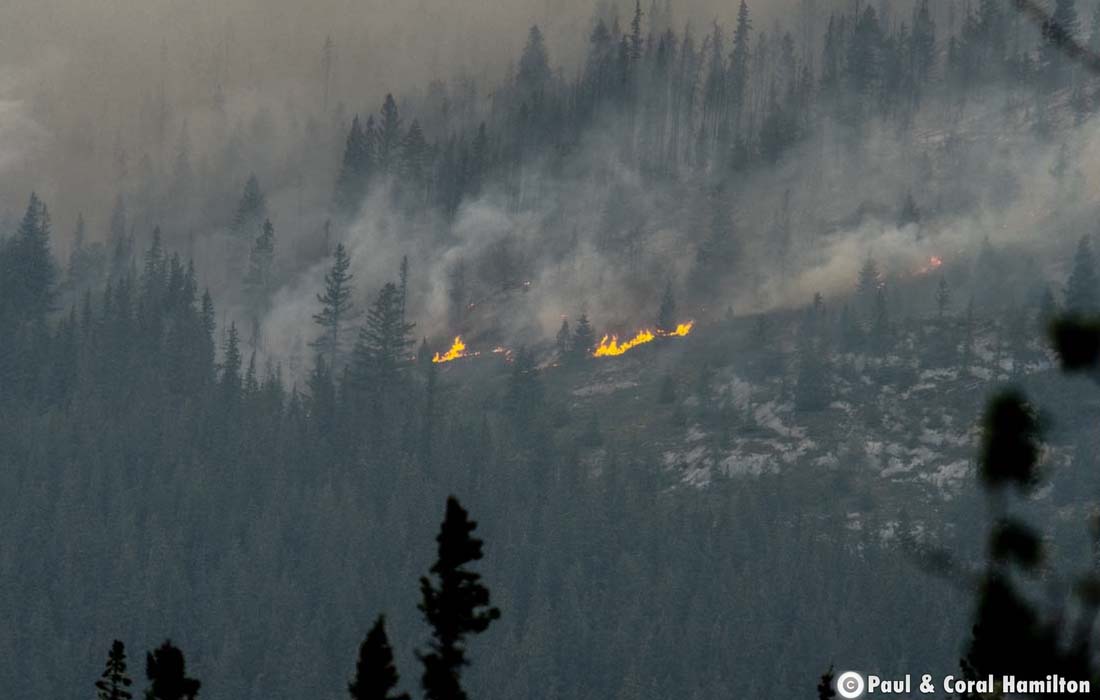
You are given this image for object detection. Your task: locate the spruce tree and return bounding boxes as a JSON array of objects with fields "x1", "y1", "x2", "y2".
[
  {"x1": 312, "y1": 243, "x2": 355, "y2": 367},
  {"x1": 570, "y1": 314, "x2": 596, "y2": 363},
  {"x1": 349, "y1": 616, "x2": 410, "y2": 700},
  {"x1": 335, "y1": 116, "x2": 371, "y2": 216},
  {"x1": 517, "y1": 25, "x2": 552, "y2": 97},
  {"x1": 936, "y1": 276, "x2": 950, "y2": 319},
  {"x1": 232, "y1": 175, "x2": 267, "y2": 239},
  {"x1": 95, "y1": 640, "x2": 133, "y2": 700},
  {"x1": 417, "y1": 497, "x2": 501, "y2": 700},
  {"x1": 377, "y1": 95, "x2": 403, "y2": 177},
  {"x1": 349, "y1": 281, "x2": 415, "y2": 389},
  {"x1": 1, "y1": 192, "x2": 58, "y2": 323},
  {"x1": 145, "y1": 641, "x2": 200, "y2": 700}
]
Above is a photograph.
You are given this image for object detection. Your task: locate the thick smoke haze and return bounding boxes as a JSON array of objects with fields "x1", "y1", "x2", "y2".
[{"x1": 0, "y1": 0, "x2": 1092, "y2": 373}]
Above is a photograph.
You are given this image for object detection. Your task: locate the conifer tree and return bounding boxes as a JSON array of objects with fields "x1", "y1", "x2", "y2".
[
  {"x1": 335, "y1": 116, "x2": 371, "y2": 216},
  {"x1": 517, "y1": 26, "x2": 552, "y2": 97},
  {"x1": 936, "y1": 276, "x2": 950, "y2": 319},
  {"x1": 349, "y1": 616, "x2": 410, "y2": 700},
  {"x1": 145, "y1": 641, "x2": 200, "y2": 700},
  {"x1": 418, "y1": 497, "x2": 501, "y2": 700},
  {"x1": 244, "y1": 219, "x2": 277, "y2": 347},
  {"x1": 377, "y1": 95, "x2": 403, "y2": 178},
  {"x1": 349, "y1": 281, "x2": 415, "y2": 389},
  {"x1": 312, "y1": 243, "x2": 355, "y2": 367},
  {"x1": 556, "y1": 318, "x2": 571, "y2": 357},
  {"x1": 570, "y1": 314, "x2": 596, "y2": 363},
  {"x1": 0, "y1": 192, "x2": 58, "y2": 323},
  {"x1": 232, "y1": 175, "x2": 267, "y2": 239},
  {"x1": 95, "y1": 640, "x2": 133, "y2": 700}
]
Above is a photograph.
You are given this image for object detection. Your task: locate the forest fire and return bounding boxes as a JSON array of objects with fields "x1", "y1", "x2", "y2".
[
  {"x1": 593, "y1": 321, "x2": 695, "y2": 358},
  {"x1": 432, "y1": 336, "x2": 476, "y2": 364}
]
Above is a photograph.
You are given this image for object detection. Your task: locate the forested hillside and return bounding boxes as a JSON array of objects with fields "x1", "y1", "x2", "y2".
[{"x1": 5, "y1": 1, "x2": 1100, "y2": 698}]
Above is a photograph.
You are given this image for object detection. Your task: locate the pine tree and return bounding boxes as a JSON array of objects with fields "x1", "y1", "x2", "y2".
[
  {"x1": 555, "y1": 318, "x2": 571, "y2": 357},
  {"x1": 335, "y1": 116, "x2": 371, "y2": 216},
  {"x1": 377, "y1": 95, "x2": 403, "y2": 177},
  {"x1": 911, "y1": 0, "x2": 936, "y2": 84},
  {"x1": 349, "y1": 282, "x2": 415, "y2": 389},
  {"x1": 244, "y1": 219, "x2": 277, "y2": 346},
  {"x1": 312, "y1": 243, "x2": 355, "y2": 367},
  {"x1": 401, "y1": 121, "x2": 428, "y2": 200},
  {"x1": 221, "y1": 322, "x2": 242, "y2": 403},
  {"x1": 232, "y1": 174, "x2": 267, "y2": 239},
  {"x1": 418, "y1": 497, "x2": 501, "y2": 700},
  {"x1": 145, "y1": 641, "x2": 200, "y2": 700},
  {"x1": 570, "y1": 314, "x2": 596, "y2": 363},
  {"x1": 517, "y1": 26, "x2": 552, "y2": 97},
  {"x1": 936, "y1": 276, "x2": 951, "y2": 319},
  {"x1": 503, "y1": 346, "x2": 543, "y2": 432},
  {"x1": 349, "y1": 616, "x2": 410, "y2": 700},
  {"x1": 95, "y1": 640, "x2": 133, "y2": 700},
  {"x1": 728, "y1": 0, "x2": 753, "y2": 126},
  {"x1": 1065, "y1": 236, "x2": 1098, "y2": 314},
  {"x1": 0, "y1": 192, "x2": 58, "y2": 323}
]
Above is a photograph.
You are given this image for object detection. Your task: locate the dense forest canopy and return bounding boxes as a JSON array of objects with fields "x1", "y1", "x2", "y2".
[{"x1": 6, "y1": 0, "x2": 1100, "y2": 698}]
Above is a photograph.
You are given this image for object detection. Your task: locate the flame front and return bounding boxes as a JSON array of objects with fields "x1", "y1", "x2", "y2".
[
  {"x1": 433, "y1": 336, "x2": 472, "y2": 363},
  {"x1": 657, "y1": 321, "x2": 695, "y2": 337},
  {"x1": 594, "y1": 329, "x2": 656, "y2": 357}
]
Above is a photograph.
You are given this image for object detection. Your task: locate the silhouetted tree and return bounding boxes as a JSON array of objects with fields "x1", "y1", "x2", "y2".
[
  {"x1": 418, "y1": 497, "x2": 500, "y2": 700},
  {"x1": 95, "y1": 640, "x2": 133, "y2": 700},
  {"x1": 145, "y1": 641, "x2": 200, "y2": 700},
  {"x1": 349, "y1": 616, "x2": 410, "y2": 700}
]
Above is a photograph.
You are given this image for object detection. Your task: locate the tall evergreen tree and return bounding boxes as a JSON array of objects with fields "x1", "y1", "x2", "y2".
[
  {"x1": 418, "y1": 497, "x2": 501, "y2": 700},
  {"x1": 232, "y1": 174, "x2": 267, "y2": 239},
  {"x1": 312, "y1": 243, "x2": 355, "y2": 367},
  {"x1": 517, "y1": 25, "x2": 552, "y2": 97},
  {"x1": 335, "y1": 116, "x2": 371, "y2": 216},
  {"x1": 377, "y1": 95, "x2": 403, "y2": 178},
  {"x1": 95, "y1": 640, "x2": 133, "y2": 700},
  {"x1": 349, "y1": 616, "x2": 410, "y2": 700},
  {"x1": 570, "y1": 313, "x2": 596, "y2": 363},
  {"x1": 0, "y1": 192, "x2": 58, "y2": 323},
  {"x1": 349, "y1": 281, "x2": 415, "y2": 390}
]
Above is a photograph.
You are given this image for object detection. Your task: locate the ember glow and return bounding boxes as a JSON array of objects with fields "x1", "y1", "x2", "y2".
[
  {"x1": 916, "y1": 256, "x2": 944, "y2": 275},
  {"x1": 433, "y1": 336, "x2": 476, "y2": 364},
  {"x1": 593, "y1": 321, "x2": 695, "y2": 358}
]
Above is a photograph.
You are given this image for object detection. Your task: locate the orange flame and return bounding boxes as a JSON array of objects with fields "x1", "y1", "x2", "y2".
[
  {"x1": 594, "y1": 329, "x2": 656, "y2": 357},
  {"x1": 657, "y1": 321, "x2": 695, "y2": 337},
  {"x1": 433, "y1": 336, "x2": 475, "y2": 363},
  {"x1": 592, "y1": 321, "x2": 695, "y2": 358}
]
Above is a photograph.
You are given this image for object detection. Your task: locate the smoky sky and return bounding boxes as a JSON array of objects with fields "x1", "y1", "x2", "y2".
[{"x1": 1, "y1": 0, "x2": 1094, "y2": 382}]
